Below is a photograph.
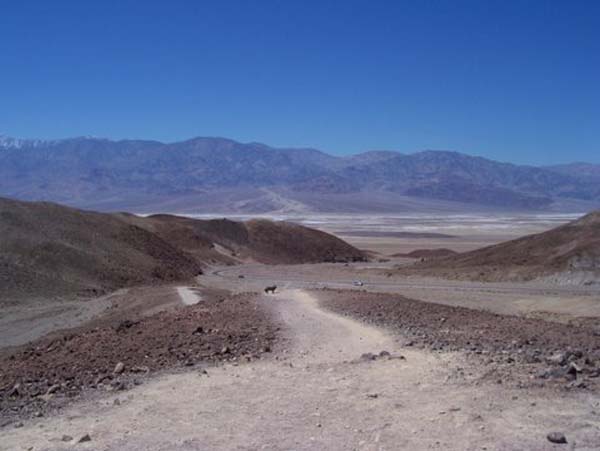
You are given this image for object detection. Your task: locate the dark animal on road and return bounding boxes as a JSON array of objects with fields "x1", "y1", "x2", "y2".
[{"x1": 264, "y1": 286, "x2": 277, "y2": 294}]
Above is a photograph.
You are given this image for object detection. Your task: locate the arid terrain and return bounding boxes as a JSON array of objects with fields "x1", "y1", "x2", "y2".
[
  {"x1": 3, "y1": 1, "x2": 600, "y2": 448},
  {"x1": 2, "y1": 207, "x2": 600, "y2": 450}
]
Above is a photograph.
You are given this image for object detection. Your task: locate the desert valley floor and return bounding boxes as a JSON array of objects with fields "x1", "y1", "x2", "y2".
[{"x1": 2, "y1": 213, "x2": 600, "y2": 450}]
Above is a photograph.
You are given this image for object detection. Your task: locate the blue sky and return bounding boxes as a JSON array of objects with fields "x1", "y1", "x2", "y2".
[{"x1": 1, "y1": 0, "x2": 598, "y2": 164}]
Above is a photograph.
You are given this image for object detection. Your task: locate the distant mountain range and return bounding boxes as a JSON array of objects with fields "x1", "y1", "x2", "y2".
[{"x1": 1, "y1": 135, "x2": 598, "y2": 213}]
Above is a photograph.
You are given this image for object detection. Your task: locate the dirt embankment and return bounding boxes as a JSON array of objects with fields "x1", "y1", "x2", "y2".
[
  {"x1": 318, "y1": 289, "x2": 600, "y2": 390},
  {"x1": 0, "y1": 293, "x2": 281, "y2": 422}
]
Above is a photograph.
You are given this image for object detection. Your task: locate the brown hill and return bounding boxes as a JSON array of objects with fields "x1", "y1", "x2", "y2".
[
  {"x1": 114, "y1": 214, "x2": 239, "y2": 266},
  {"x1": 243, "y1": 219, "x2": 366, "y2": 264},
  {"x1": 0, "y1": 198, "x2": 203, "y2": 304},
  {"x1": 121, "y1": 214, "x2": 366, "y2": 265},
  {"x1": 1, "y1": 197, "x2": 366, "y2": 303},
  {"x1": 397, "y1": 211, "x2": 600, "y2": 283}
]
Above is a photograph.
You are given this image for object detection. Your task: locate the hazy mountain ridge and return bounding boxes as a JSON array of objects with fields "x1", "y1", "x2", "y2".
[
  {"x1": 546, "y1": 163, "x2": 600, "y2": 182},
  {"x1": 0, "y1": 135, "x2": 597, "y2": 213}
]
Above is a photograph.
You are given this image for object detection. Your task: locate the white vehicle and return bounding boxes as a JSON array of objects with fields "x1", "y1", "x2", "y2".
[{"x1": 353, "y1": 280, "x2": 364, "y2": 287}]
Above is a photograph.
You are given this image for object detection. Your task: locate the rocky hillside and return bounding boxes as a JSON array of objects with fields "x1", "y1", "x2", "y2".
[
  {"x1": 0, "y1": 197, "x2": 366, "y2": 303},
  {"x1": 0, "y1": 197, "x2": 203, "y2": 304},
  {"x1": 1, "y1": 135, "x2": 598, "y2": 213},
  {"x1": 396, "y1": 211, "x2": 600, "y2": 283},
  {"x1": 120, "y1": 214, "x2": 366, "y2": 265}
]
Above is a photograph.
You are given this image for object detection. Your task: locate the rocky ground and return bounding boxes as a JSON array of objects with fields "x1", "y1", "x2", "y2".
[
  {"x1": 318, "y1": 288, "x2": 600, "y2": 392},
  {"x1": 0, "y1": 293, "x2": 280, "y2": 424},
  {"x1": 3, "y1": 289, "x2": 600, "y2": 450}
]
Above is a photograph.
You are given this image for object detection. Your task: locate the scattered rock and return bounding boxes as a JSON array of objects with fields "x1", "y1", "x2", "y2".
[
  {"x1": 78, "y1": 433, "x2": 92, "y2": 443},
  {"x1": 319, "y1": 289, "x2": 600, "y2": 392},
  {"x1": 8, "y1": 383, "x2": 21, "y2": 398},
  {"x1": 115, "y1": 320, "x2": 139, "y2": 333},
  {"x1": 110, "y1": 380, "x2": 126, "y2": 391},
  {"x1": 113, "y1": 362, "x2": 125, "y2": 374},
  {"x1": 379, "y1": 350, "x2": 391, "y2": 358},
  {"x1": 46, "y1": 384, "x2": 60, "y2": 395},
  {"x1": 537, "y1": 367, "x2": 568, "y2": 380},
  {"x1": 547, "y1": 352, "x2": 568, "y2": 366},
  {"x1": 62, "y1": 435, "x2": 73, "y2": 442},
  {"x1": 95, "y1": 374, "x2": 112, "y2": 385},
  {"x1": 360, "y1": 353, "x2": 377, "y2": 361},
  {"x1": 568, "y1": 362, "x2": 582, "y2": 374},
  {"x1": 566, "y1": 379, "x2": 586, "y2": 389},
  {"x1": 546, "y1": 432, "x2": 567, "y2": 444},
  {"x1": 0, "y1": 292, "x2": 278, "y2": 419}
]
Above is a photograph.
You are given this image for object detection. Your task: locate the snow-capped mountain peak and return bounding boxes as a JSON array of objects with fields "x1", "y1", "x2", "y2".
[{"x1": 0, "y1": 135, "x2": 51, "y2": 149}]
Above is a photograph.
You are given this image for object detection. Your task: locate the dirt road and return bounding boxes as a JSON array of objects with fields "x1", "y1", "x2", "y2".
[
  {"x1": 210, "y1": 264, "x2": 600, "y2": 319},
  {"x1": 2, "y1": 289, "x2": 600, "y2": 450}
]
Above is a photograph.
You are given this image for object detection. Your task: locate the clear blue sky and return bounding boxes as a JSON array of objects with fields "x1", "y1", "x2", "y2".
[{"x1": 1, "y1": 0, "x2": 598, "y2": 164}]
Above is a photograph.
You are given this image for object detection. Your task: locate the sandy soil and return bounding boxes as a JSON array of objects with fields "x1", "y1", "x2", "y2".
[{"x1": 3, "y1": 289, "x2": 600, "y2": 450}]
